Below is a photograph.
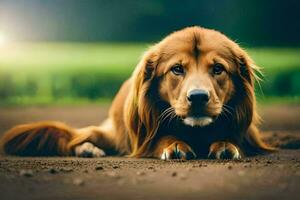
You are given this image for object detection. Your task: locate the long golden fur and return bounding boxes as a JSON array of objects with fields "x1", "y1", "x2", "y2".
[{"x1": 0, "y1": 27, "x2": 274, "y2": 159}]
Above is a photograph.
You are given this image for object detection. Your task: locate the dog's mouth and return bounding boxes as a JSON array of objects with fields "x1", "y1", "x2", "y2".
[
  {"x1": 182, "y1": 114, "x2": 213, "y2": 127},
  {"x1": 174, "y1": 104, "x2": 219, "y2": 127}
]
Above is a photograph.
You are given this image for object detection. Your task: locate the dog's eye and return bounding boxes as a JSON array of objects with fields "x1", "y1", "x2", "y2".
[
  {"x1": 212, "y1": 63, "x2": 225, "y2": 75},
  {"x1": 171, "y1": 64, "x2": 184, "y2": 76}
]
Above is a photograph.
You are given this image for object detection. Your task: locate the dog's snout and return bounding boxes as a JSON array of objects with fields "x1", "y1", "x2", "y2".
[{"x1": 187, "y1": 89, "x2": 209, "y2": 105}]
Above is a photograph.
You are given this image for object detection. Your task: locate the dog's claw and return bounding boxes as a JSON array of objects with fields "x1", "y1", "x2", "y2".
[
  {"x1": 160, "y1": 142, "x2": 196, "y2": 160},
  {"x1": 208, "y1": 141, "x2": 241, "y2": 160}
]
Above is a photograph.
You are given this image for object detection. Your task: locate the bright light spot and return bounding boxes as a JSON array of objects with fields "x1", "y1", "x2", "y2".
[{"x1": 0, "y1": 31, "x2": 8, "y2": 46}]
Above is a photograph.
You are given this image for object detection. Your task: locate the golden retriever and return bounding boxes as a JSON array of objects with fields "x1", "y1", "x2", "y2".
[{"x1": 0, "y1": 26, "x2": 274, "y2": 160}]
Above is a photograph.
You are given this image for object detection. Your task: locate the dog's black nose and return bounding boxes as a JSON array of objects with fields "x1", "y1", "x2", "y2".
[{"x1": 187, "y1": 89, "x2": 209, "y2": 105}]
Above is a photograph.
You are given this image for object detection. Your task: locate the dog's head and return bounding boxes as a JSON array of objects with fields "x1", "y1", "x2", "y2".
[{"x1": 126, "y1": 26, "x2": 260, "y2": 156}]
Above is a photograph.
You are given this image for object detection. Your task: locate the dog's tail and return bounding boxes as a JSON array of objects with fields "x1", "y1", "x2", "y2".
[
  {"x1": 242, "y1": 125, "x2": 277, "y2": 156},
  {"x1": 0, "y1": 121, "x2": 77, "y2": 156}
]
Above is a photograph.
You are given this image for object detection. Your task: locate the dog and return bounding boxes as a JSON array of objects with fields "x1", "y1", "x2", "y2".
[{"x1": 0, "y1": 26, "x2": 274, "y2": 160}]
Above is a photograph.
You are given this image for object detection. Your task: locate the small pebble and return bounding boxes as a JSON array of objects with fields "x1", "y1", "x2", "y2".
[
  {"x1": 19, "y1": 169, "x2": 33, "y2": 177},
  {"x1": 228, "y1": 165, "x2": 233, "y2": 170},
  {"x1": 73, "y1": 178, "x2": 84, "y2": 186},
  {"x1": 48, "y1": 168, "x2": 58, "y2": 174},
  {"x1": 95, "y1": 166, "x2": 104, "y2": 170},
  {"x1": 106, "y1": 171, "x2": 121, "y2": 179},
  {"x1": 171, "y1": 172, "x2": 177, "y2": 177},
  {"x1": 60, "y1": 167, "x2": 73, "y2": 173},
  {"x1": 136, "y1": 171, "x2": 146, "y2": 176}
]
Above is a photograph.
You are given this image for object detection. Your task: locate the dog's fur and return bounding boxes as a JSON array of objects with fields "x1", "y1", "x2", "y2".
[{"x1": 0, "y1": 27, "x2": 274, "y2": 159}]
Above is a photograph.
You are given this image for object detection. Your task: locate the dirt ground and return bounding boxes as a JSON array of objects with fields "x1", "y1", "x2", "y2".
[{"x1": 0, "y1": 104, "x2": 299, "y2": 200}]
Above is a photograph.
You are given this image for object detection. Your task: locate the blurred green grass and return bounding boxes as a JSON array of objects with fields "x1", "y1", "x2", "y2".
[{"x1": 0, "y1": 43, "x2": 299, "y2": 105}]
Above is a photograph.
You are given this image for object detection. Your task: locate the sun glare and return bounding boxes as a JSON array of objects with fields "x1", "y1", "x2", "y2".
[{"x1": 0, "y1": 31, "x2": 8, "y2": 46}]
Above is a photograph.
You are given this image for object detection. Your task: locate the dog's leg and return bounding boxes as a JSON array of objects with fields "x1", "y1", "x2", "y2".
[
  {"x1": 152, "y1": 136, "x2": 196, "y2": 160},
  {"x1": 0, "y1": 118, "x2": 118, "y2": 157},
  {"x1": 69, "y1": 119, "x2": 117, "y2": 157},
  {"x1": 208, "y1": 141, "x2": 242, "y2": 159},
  {"x1": 74, "y1": 142, "x2": 106, "y2": 158}
]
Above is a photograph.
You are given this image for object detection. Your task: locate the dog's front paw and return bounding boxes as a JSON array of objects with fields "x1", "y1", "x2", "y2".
[
  {"x1": 208, "y1": 141, "x2": 241, "y2": 159},
  {"x1": 161, "y1": 142, "x2": 196, "y2": 160},
  {"x1": 74, "y1": 142, "x2": 106, "y2": 158}
]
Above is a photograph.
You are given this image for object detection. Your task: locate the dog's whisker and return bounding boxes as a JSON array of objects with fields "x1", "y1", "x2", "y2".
[
  {"x1": 157, "y1": 107, "x2": 177, "y2": 129},
  {"x1": 222, "y1": 107, "x2": 231, "y2": 116},
  {"x1": 222, "y1": 108, "x2": 231, "y2": 118},
  {"x1": 219, "y1": 105, "x2": 233, "y2": 121},
  {"x1": 223, "y1": 104, "x2": 234, "y2": 112},
  {"x1": 158, "y1": 109, "x2": 171, "y2": 122},
  {"x1": 158, "y1": 107, "x2": 173, "y2": 119},
  {"x1": 167, "y1": 110, "x2": 177, "y2": 127},
  {"x1": 160, "y1": 110, "x2": 173, "y2": 123}
]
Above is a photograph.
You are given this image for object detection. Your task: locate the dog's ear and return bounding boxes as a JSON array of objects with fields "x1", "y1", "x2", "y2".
[
  {"x1": 230, "y1": 46, "x2": 275, "y2": 155},
  {"x1": 229, "y1": 46, "x2": 261, "y2": 134},
  {"x1": 227, "y1": 44, "x2": 274, "y2": 154},
  {"x1": 125, "y1": 46, "x2": 161, "y2": 157},
  {"x1": 236, "y1": 49, "x2": 261, "y2": 88}
]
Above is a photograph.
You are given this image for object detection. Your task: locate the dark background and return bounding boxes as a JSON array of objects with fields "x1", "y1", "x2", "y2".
[{"x1": 1, "y1": 0, "x2": 300, "y2": 46}]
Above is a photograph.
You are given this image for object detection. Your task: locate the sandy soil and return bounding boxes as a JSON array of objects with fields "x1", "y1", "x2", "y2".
[{"x1": 0, "y1": 104, "x2": 299, "y2": 200}]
